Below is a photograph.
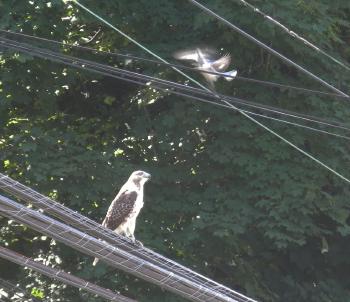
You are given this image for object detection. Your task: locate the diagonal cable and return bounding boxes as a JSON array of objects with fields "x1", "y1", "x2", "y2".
[
  {"x1": 231, "y1": 0, "x2": 350, "y2": 71},
  {"x1": 2, "y1": 36, "x2": 350, "y2": 140},
  {"x1": 0, "y1": 193, "x2": 253, "y2": 302},
  {"x1": 0, "y1": 277, "x2": 40, "y2": 302},
  {"x1": 0, "y1": 246, "x2": 136, "y2": 302},
  {"x1": 65, "y1": 0, "x2": 350, "y2": 184},
  {"x1": 187, "y1": 0, "x2": 350, "y2": 98},
  {"x1": 1, "y1": 29, "x2": 349, "y2": 100},
  {"x1": 0, "y1": 172, "x2": 257, "y2": 302}
]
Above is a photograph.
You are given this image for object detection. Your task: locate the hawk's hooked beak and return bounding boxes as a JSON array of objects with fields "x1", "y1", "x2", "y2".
[{"x1": 143, "y1": 172, "x2": 151, "y2": 180}]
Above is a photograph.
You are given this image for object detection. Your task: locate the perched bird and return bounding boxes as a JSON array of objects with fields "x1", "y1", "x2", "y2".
[
  {"x1": 174, "y1": 47, "x2": 237, "y2": 88},
  {"x1": 92, "y1": 170, "x2": 151, "y2": 266}
]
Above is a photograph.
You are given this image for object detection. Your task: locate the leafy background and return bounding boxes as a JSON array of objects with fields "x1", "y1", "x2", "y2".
[{"x1": 1, "y1": 0, "x2": 350, "y2": 301}]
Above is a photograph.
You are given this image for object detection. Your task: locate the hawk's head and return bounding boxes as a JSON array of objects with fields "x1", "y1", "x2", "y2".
[{"x1": 129, "y1": 170, "x2": 151, "y2": 186}]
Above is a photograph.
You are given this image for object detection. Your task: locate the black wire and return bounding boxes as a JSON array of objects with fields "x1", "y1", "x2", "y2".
[
  {"x1": 187, "y1": 0, "x2": 350, "y2": 98},
  {"x1": 2, "y1": 35, "x2": 350, "y2": 131},
  {"x1": 1, "y1": 29, "x2": 349, "y2": 100},
  {"x1": 0, "y1": 277, "x2": 42, "y2": 302},
  {"x1": 2, "y1": 36, "x2": 350, "y2": 139},
  {"x1": 1, "y1": 37, "x2": 350, "y2": 140},
  {"x1": 231, "y1": 0, "x2": 350, "y2": 71}
]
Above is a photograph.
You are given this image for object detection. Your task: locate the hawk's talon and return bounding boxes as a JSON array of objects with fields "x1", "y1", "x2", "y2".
[{"x1": 134, "y1": 239, "x2": 143, "y2": 247}]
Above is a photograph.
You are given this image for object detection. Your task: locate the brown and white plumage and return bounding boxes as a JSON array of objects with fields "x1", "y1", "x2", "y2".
[
  {"x1": 92, "y1": 170, "x2": 151, "y2": 266},
  {"x1": 174, "y1": 48, "x2": 237, "y2": 88}
]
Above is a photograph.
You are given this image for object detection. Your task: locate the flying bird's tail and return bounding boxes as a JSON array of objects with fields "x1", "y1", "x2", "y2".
[{"x1": 223, "y1": 69, "x2": 238, "y2": 81}]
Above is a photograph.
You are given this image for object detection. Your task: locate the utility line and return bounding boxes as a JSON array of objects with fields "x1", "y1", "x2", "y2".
[
  {"x1": 0, "y1": 173, "x2": 256, "y2": 302},
  {"x1": 2, "y1": 37, "x2": 350, "y2": 141},
  {"x1": 0, "y1": 278, "x2": 40, "y2": 302},
  {"x1": 187, "y1": 0, "x2": 350, "y2": 98},
  {"x1": 1, "y1": 29, "x2": 349, "y2": 100},
  {"x1": 0, "y1": 246, "x2": 135, "y2": 302},
  {"x1": 231, "y1": 0, "x2": 350, "y2": 71},
  {"x1": 57, "y1": 1, "x2": 350, "y2": 184},
  {"x1": 0, "y1": 194, "x2": 247, "y2": 302},
  {"x1": 3, "y1": 34, "x2": 350, "y2": 134},
  {"x1": 3, "y1": 35, "x2": 350, "y2": 133}
]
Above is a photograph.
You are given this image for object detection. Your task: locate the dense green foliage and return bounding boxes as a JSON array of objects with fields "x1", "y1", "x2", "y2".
[{"x1": 1, "y1": 0, "x2": 350, "y2": 301}]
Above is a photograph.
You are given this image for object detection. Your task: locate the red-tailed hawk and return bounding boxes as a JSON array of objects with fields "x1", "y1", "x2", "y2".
[
  {"x1": 174, "y1": 47, "x2": 237, "y2": 88},
  {"x1": 93, "y1": 170, "x2": 151, "y2": 266}
]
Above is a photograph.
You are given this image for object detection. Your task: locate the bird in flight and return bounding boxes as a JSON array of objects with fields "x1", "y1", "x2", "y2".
[
  {"x1": 174, "y1": 47, "x2": 237, "y2": 88},
  {"x1": 92, "y1": 170, "x2": 151, "y2": 266}
]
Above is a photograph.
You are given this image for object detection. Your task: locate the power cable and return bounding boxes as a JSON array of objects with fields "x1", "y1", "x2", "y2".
[
  {"x1": 2, "y1": 35, "x2": 350, "y2": 132},
  {"x1": 231, "y1": 0, "x2": 350, "y2": 71},
  {"x1": 0, "y1": 173, "x2": 256, "y2": 302},
  {"x1": 187, "y1": 0, "x2": 350, "y2": 98},
  {"x1": 0, "y1": 247, "x2": 135, "y2": 302},
  {"x1": 2, "y1": 8, "x2": 347, "y2": 182},
  {"x1": 1, "y1": 29, "x2": 349, "y2": 100},
  {"x1": 0, "y1": 193, "x2": 251, "y2": 302},
  {"x1": 67, "y1": 0, "x2": 350, "y2": 184},
  {"x1": 2, "y1": 36, "x2": 350, "y2": 134},
  {"x1": 2, "y1": 36, "x2": 350, "y2": 140},
  {"x1": 0, "y1": 278, "x2": 40, "y2": 302}
]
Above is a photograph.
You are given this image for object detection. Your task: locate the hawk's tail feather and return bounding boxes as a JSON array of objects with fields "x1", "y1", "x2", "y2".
[{"x1": 92, "y1": 257, "x2": 99, "y2": 266}]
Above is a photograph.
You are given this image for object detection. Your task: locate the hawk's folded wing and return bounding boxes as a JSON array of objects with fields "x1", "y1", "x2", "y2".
[{"x1": 102, "y1": 190, "x2": 137, "y2": 230}]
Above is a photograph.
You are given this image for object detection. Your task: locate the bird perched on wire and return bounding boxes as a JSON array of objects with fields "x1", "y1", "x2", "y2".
[
  {"x1": 173, "y1": 47, "x2": 237, "y2": 88},
  {"x1": 92, "y1": 170, "x2": 151, "y2": 266}
]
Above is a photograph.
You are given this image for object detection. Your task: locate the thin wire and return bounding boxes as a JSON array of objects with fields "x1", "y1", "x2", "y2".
[
  {"x1": 68, "y1": 0, "x2": 197, "y2": 89},
  {"x1": 0, "y1": 175, "x2": 232, "y2": 300},
  {"x1": 0, "y1": 247, "x2": 135, "y2": 302},
  {"x1": 0, "y1": 278, "x2": 39, "y2": 302},
  {"x1": 4, "y1": 35, "x2": 350, "y2": 134},
  {"x1": 5, "y1": 35, "x2": 350, "y2": 132},
  {"x1": 243, "y1": 110, "x2": 350, "y2": 139},
  {"x1": 187, "y1": 0, "x2": 350, "y2": 98},
  {"x1": 2, "y1": 37, "x2": 350, "y2": 140},
  {"x1": 0, "y1": 194, "x2": 247, "y2": 302},
  {"x1": 232, "y1": 0, "x2": 350, "y2": 71},
  {"x1": 0, "y1": 173, "x2": 255, "y2": 302},
  {"x1": 1, "y1": 29, "x2": 349, "y2": 100},
  {"x1": 10, "y1": 4, "x2": 350, "y2": 184}
]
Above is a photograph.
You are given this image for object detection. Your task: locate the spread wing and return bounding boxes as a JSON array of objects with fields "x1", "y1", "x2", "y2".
[
  {"x1": 173, "y1": 49, "x2": 199, "y2": 62},
  {"x1": 174, "y1": 48, "x2": 217, "y2": 64},
  {"x1": 102, "y1": 190, "x2": 137, "y2": 231},
  {"x1": 211, "y1": 54, "x2": 231, "y2": 71}
]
